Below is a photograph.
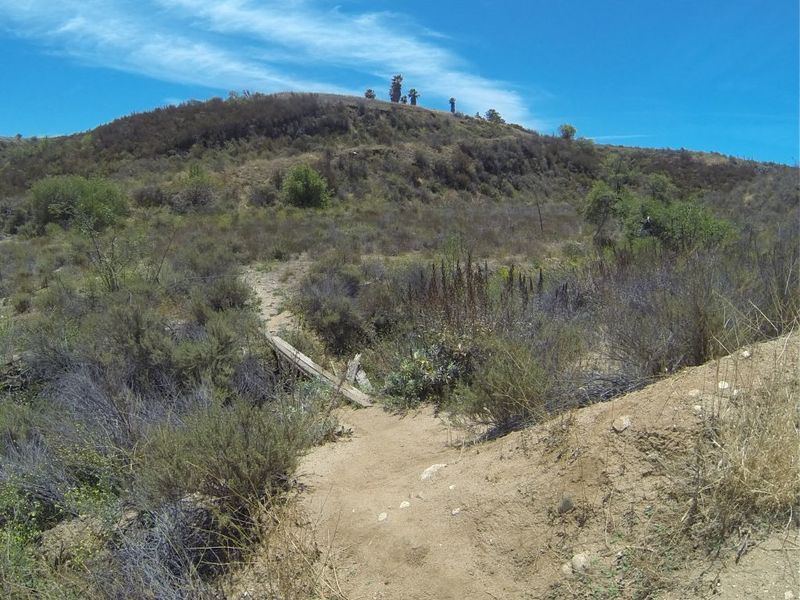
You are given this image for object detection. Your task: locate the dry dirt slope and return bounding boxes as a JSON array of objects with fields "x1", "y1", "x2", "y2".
[
  {"x1": 241, "y1": 264, "x2": 798, "y2": 599},
  {"x1": 296, "y1": 335, "x2": 798, "y2": 600}
]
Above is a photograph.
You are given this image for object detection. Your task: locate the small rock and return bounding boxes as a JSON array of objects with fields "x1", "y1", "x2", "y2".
[
  {"x1": 449, "y1": 485, "x2": 456, "y2": 490},
  {"x1": 377, "y1": 512, "x2": 388, "y2": 522},
  {"x1": 612, "y1": 415, "x2": 631, "y2": 433},
  {"x1": 420, "y1": 463, "x2": 447, "y2": 481},
  {"x1": 693, "y1": 404, "x2": 703, "y2": 413},
  {"x1": 115, "y1": 509, "x2": 139, "y2": 532},
  {"x1": 785, "y1": 592, "x2": 795, "y2": 600},
  {"x1": 570, "y1": 553, "x2": 590, "y2": 574},
  {"x1": 740, "y1": 349, "x2": 752, "y2": 359},
  {"x1": 399, "y1": 501, "x2": 411, "y2": 509},
  {"x1": 718, "y1": 381, "x2": 730, "y2": 391},
  {"x1": 451, "y1": 507, "x2": 462, "y2": 516},
  {"x1": 557, "y1": 495, "x2": 575, "y2": 515},
  {"x1": 560, "y1": 562, "x2": 573, "y2": 576},
  {"x1": 687, "y1": 389, "x2": 702, "y2": 398}
]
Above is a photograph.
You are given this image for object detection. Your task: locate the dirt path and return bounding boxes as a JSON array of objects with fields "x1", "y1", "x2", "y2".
[
  {"x1": 241, "y1": 265, "x2": 799, "y2": 599},
  {"x1": 297, "y1": 335, "x2": 799, "y2": 600},
  {"x1": 242, "y1": 257, "x2": 311, "y2": 333}
]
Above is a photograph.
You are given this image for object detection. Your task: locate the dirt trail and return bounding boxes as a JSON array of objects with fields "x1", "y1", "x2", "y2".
[
  {"x1": 298, "y1": 336, "x2": 799, "y2": 600},
  {"x1": 242, "y1": 265, "x2": 799, "y2": 599},
  {"x1": 242, "y1": 257, "x2": 311, "y2": 333}
]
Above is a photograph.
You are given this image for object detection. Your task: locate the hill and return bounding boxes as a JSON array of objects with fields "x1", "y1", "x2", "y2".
[
  {"x1": 0, "y1": 93, "x2": 797, "y2": 599},
  {"x1": 0, "y1": 93, "x2": 797, "y2": 235}
]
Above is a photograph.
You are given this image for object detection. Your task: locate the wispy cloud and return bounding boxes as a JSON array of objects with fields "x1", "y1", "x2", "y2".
[{"x1": 0, "y1": 0, "x2": 538, "y2": 126}]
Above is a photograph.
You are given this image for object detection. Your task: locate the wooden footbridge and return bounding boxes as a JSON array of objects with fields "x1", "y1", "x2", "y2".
[{"x1": 266, "y1": 334, "x2": 373, "y2": 407}]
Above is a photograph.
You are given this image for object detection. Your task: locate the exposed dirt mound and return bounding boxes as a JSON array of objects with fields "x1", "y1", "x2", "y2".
[
  {"x1": 237, "y1": 264, "x2": 798, "y2": 598},
  {"x1": 289, "y1": 335, "x2": 798, "y2": 600}
]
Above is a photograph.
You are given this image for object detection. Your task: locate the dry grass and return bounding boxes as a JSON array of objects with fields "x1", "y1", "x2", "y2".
[
  {"x1": 641, "y1": 332, "x2": 799, "y2": 598},
  {"x1": 682, "y1": 333, "x2": 799, "y2": 550},
  {"x1": 552, "y1": 331, "x2": 800, "y2": 599},
  {"x1": 224, "y1": 493, "x2": 349, "y2": 600}
]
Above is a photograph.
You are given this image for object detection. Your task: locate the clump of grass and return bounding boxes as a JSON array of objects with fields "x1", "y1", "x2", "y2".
[
  {"x1": 10, "y1": 293, "x2": 32, "y2": 315},
  {"x1": 448, "y1": 336, "x2": 551, "y2": 433},
  {"x1": 681, "y1": 339, "x2": 800, "y2": 550}
]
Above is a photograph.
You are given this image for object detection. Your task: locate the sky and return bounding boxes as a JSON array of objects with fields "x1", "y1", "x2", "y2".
[{"x1": 0, "y1": 0, "x2": 797, "y2": 164}]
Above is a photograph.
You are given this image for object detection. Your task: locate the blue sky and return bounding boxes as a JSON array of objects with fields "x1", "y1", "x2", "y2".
[{"x1": 1, "y1": 1, "x2": 797, "y2": 164}]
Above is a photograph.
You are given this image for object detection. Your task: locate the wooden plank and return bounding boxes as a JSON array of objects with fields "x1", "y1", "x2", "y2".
[{"x1": 266, "y1": 334, "x2": 373, "y2": 407}]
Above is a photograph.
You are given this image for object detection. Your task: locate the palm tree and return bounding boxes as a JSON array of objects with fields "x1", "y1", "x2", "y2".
[
  {"x1": 409, "y1": 88, "x2": 420, "y2": 106},
  {"x1": 364, "y1": 89, "x2": 376, "y2": 100},
  {"x1": 389, "y1": 75, "x2": 403, "y2": 103}
]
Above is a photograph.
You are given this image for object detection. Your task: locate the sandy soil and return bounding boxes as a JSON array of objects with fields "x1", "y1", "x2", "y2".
[
  {"x1": 242, "y1": 258, "x2": 310, "y2": 333},
  {"x1": 241, "y1": 263, "x2": 799, "y2": 599},
  {"x1": 296, "y1": 335, "x2": 798, "y2": 599}
]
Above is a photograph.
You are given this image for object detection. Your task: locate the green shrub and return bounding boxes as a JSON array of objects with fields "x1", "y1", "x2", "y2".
[
  {"x1": 383, "y1": 338, "x2": 474, "y2": 407},
  {"x1": 174, "y1": 318, "x2": 238, "y2": 390},
  {"x1": 138, "y1": 399, "x2": 312, "y2": 511},
  {"x1": 449, "y1": 336, "x2": 551, "y2": 432},
  {"x1": 636, "y1": 199, "x2": 735, "y2": 250},
  {"x1": 282, "y1": 164, "x2": 330, "y2": 208},
  {"x1": 204, "y1": 276, "x2": 252, "y2": 312},
  {"x1": 28, "y1": 175, "x2": 128, "y2": 233}
]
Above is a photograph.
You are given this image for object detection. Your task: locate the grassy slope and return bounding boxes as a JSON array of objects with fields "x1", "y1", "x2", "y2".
[{"x1": 1, "y1": 93, "x2": 796, "y2": 233}]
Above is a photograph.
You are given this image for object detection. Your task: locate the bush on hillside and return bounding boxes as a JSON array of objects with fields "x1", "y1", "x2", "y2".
[
  {"x1": 295, "y1": 263, "x2": 367, "y2": 354},
  {"x1": 138, "y1": 399, "x2": 315, "y2": 511},
  {"x1": 282, "y1": 164, "x2": 330, "y2": 208},
  {"x1": 450, "y1": 336, "x2": 550, "y2": 432},
  {"x1": 28, "y1": 175, "x2": 128, "y2": 233},
  {"x1": 383, "y1": 337, "x2": 475, "y2": 407}
]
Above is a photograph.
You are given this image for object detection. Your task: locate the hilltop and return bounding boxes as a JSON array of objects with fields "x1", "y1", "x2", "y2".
[{"x1": 0, "y1": 93, "x2": 796, "y2": 235}]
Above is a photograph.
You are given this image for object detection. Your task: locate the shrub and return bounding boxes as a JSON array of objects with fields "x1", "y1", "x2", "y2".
[
  {"x1": 28, "y1": 175, "x2": 128, "y2": 233},
  {"x1": 97, "y1": 498, "x2": 227, "y2": 599},
  {"x1": 138, "y1": 399, "x2": 313, "y2": 511},
  {"x1": 558, "y1": 123, "x2": 577, "y2": 140},
  {"x1": 249, "y1": 184, "x2": 279, "y2": 207},
  {"x1": 673, "y1": 348, "x2": 800, "y2": 556},
  {"x1": 203, "y1": 276, "x2": 252, "y2": 312},
  {"x1": 383, "y1": 337, "x2": 474, "y2": 407},
  {"x1": 295, "y1": 264, "x2": 367, "y2": 354},
  {"x1": 637, "y1": 199, "x2": 735, "y2": 250},
  {"x1": 282, "y1": 164, "x2": 330, "y2": 208},
  {"x1": 168, "y1": 165, "x2": 218, "y2": 213},
  {"x1": 11, "y1": 292, "x2": 31, "y2": 314},
  {"x1": 132, "y1": 184, "x2": 168, "y2": 207},
  {"x1": 448, "y1": 336, "x2": 553, "y2": 433}
]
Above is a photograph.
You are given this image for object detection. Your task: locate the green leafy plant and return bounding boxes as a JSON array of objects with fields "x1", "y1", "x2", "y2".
[
  {"x1": 28, "y1": 175, "x2": 128, "y2": 233},
  {"x1": 384, "y1": 338, "x2": 474, "y2": 407},
  {"x1": 282, "y1": 164, "x2": 330, "y2": 208}
]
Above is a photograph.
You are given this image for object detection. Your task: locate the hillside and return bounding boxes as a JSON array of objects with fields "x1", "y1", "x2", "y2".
[
  {"x1": 0, "y1": 94, "x2": 797, "y2": 599},
  {"x1": 1, "y1": 93, "x2": 797, "y2": 235}
]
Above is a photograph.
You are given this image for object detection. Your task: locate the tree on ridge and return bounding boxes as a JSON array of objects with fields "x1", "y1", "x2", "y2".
[{"x1": 389, "y1": 75, "x2": 403, "y2": 103}]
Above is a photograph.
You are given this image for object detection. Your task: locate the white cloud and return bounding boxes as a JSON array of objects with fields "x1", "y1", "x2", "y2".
[{"x1": 0, "y1": 0, "x2": 539, "y2": 126}]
